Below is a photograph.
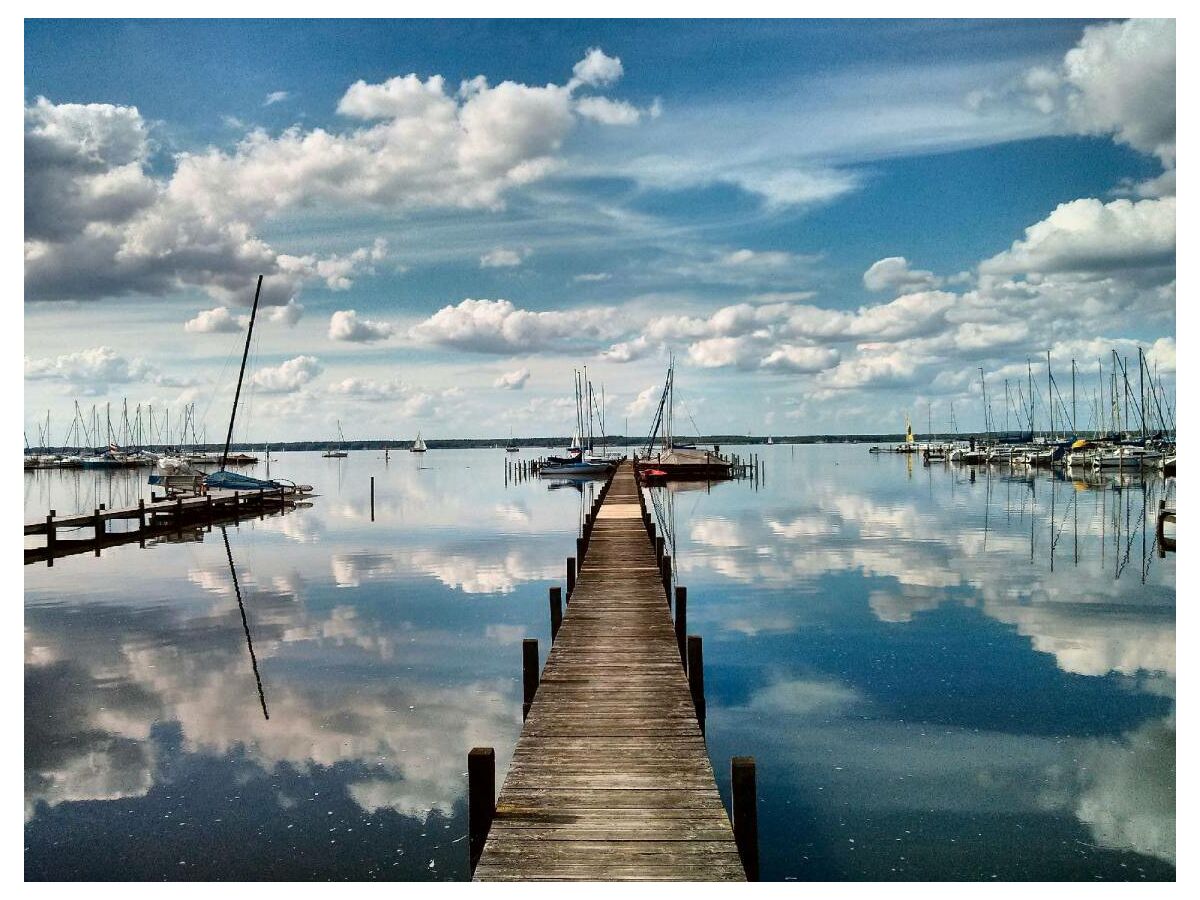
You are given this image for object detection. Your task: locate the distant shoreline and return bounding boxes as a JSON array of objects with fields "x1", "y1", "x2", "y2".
[{"x1": 26, "y1": 432, "x2": 1022, "y2": 453}]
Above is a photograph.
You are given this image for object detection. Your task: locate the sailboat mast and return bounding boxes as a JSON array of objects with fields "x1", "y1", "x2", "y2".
[
  {"x1": 220, "y1": 275, "x2": 264, "y2": 471},
  {"x1": 1027, "y1": 359, "x2": 1034, "y2": 438},
  {"x1": 1139, "y1": 347, "x2": 1146, "y2": 439},
  {"x1": 1046, "y1": 350, "x2": 1053, "y2": 438},
  {"x1": 1070, "y1": 359, "x2": 1076, "y2": 435}
]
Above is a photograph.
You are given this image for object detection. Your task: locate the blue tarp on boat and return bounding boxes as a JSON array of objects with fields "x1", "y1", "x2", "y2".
[{"x1": 204, "y1": 470, "x2": 282, "y2": 491}]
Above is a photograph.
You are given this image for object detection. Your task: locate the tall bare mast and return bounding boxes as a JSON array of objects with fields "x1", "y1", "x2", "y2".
[{"x1": 220, "y1": 275, "x2": 263, "y2": 471}]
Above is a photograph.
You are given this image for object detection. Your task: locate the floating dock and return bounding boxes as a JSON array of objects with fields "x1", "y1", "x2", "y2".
[
  {"x1": 24, "y1": 487, "x2": 299, "y2": 565},
  {"x1": 470, "y1": 459, "x2": 755, "y2": 881}
]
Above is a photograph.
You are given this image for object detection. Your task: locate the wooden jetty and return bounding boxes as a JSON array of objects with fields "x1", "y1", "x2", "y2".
[
  {"x1": 470, "y1": 459, "x2": 756, "y2": 881},
  {"x1": 24, "y1": 488, "x2": 299, "y2": 566}
]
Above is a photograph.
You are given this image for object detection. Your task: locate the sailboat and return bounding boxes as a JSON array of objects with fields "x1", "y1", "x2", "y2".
[
  {"x1": 322, "y1": 420, "x2": 349, "y2": 458},
  {"x1": 636, "y1": 359, "x2": 732, "y2": 480},
  {"x1": 505, "y1": 429, "x2": 519, "y2": 452},
  {"x1": 540, "y1": 370, "x2": 615, "y2": 477},
  {"x1": 410, "y1": 431, "x2": 427, "y2": 453},
  {"x1": 153, "y1": 275, "x2": 312, "y2": 497}
]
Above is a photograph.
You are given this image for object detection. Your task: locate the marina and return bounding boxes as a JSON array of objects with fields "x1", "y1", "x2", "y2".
[{"x1": 21, "y1": 16, "x2": 1179, "y2": 886}]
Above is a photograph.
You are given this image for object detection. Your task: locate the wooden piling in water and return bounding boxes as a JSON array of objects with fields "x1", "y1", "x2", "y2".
[
  {"x1": 675, "y1": 587, "x2": 687, "y2": 662},
  {"x1": 522, "y1": 638, "x2": 539, "y2": 720},
  {"x1": 687, "y1": 634, "x2": 705, "y2": 734},
  {"x1": 731, "y1": 756, "x2": 759, "y2": 881},
  {"x1": 566, "y1": 556, "x2": 576, "y2": 598},
  {"x1": 549, "y1": 586, "x2": 563, "y2": 641},
  {"x1": 468, "y1": 747, "x2": 496, "y2": 875}
]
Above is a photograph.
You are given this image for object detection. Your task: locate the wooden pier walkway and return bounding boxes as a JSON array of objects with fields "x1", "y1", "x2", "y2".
[
  {"x1": 24, "y1": 488, "x2": 299, "y2": 565},
  {"x1": 471, "y1": 460, "x2": 752, "y2": 881}
]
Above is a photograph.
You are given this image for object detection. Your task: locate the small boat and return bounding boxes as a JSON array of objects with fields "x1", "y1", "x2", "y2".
[
  {"x1": 323, "y1": 420, "x2": 349, "y2": 457},
  {"x1": 1092, "y1": 446, "x2": 1162, "y2": 469},
  {"x1": 767, "y1": 436, "x2": 774, "y2": 445},
  {"x1": 411, "y1": 432, "x2": 428, "y2": 453},
  {"x1": 540, "y1": 459, "x2": 613, "y2": 477},
  {"x1": 505, "y1": 429, "x2": 519, "y2": 452}
]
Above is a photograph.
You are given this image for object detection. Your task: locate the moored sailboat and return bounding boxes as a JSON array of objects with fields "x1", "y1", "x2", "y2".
[
  {"x1": 635, "y1": 360, "x2": 731, "y2": 480},
  {"x1": 322, "y1": 420, "x2": 349, "y2": 457}
]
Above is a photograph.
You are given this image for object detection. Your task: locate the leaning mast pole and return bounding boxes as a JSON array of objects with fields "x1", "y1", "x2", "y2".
[{"x1": 220, "y1": 275, "x2": 263, "y2": 472}]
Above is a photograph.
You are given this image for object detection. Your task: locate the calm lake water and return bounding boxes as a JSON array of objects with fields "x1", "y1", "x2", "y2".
[{"x1": 24, "y1": 445, "x2": 1175, "y2": 880}]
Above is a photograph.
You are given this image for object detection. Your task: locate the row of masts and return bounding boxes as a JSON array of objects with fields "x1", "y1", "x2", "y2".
[
  {"x1": 956, "y1": 348, "x2": 1173, "y2": 441},
  {"x1": 571, "y1": 366, "x2": 612, "y2": 454},
  {"x1": 26, "y1": 399, "x2": 211, "y2": 454}
]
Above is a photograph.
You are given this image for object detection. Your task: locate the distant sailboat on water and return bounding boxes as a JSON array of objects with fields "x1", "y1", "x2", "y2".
[
  {"x1": 322, "y1": 420, "x2": 349, "y2": 457},
  {"x1": 411, "y1": 431, "x2": 428, "y2": 453},
  {"x1": 506, "y1": 429, "x2": 519, "y2": 452}
]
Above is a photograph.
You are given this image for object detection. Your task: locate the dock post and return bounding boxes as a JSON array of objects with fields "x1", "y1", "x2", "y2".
[
  {"x1": 45, "y1": 514, "x2": 55, "y2": 564},
  {"x1": 468, "y1": 747, "x2": 496, "y2": 875},
  {"x1": 233, "y1": 491, "x2": 240, "y2": 523},
  {"x1": 137, "y1": 500, "x2": 145, "y2": 530},
  {"x1": 687, "y1": 635, "x2": 705, "y2": 733},
  {"x1": 576, "y1": 536, "x2": 586, "y2": 570},
  {"x1": 93, "y1": 508, "x2": 103, "y2": 556},
  {"x1": 549, "y1": 587, "x2": 563, "y2": 641},
  {"x1": 661, "y1": 553, "x2": 672, "y2": 594},
  {"x1": 522, "y1": 638, "x2": 539, "y2": 720},
  {"x1": 655, "y1": 535, "x2": 664, "y2": 566},
  {"x1": 732, "y1": 756, "x2": 759, "y2": 881},
  {"x1": 370, "y1": 476, "x2": 375, "y2": 522},
  {"x1": 675, "y1": 588, "x2": 687, "y2": 663},
  {"x1": 567, "y1": 557, "x2": 576, "y2": 598},
  {"x1": 206, "y1": 494, "x2": 213, "y2": 521},
  {"x1": 279, "y1": 486, "x2": 286, "y2": 511}
]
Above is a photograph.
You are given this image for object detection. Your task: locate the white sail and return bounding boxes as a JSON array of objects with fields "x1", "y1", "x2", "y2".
[{"x1": 412, "y1": 431, "x2": 428, "y2": 452}]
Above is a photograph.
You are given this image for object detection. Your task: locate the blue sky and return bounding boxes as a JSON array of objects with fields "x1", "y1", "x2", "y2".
[{"x1": 24, "y1": 18, "x2": 1176, "y2": 442}]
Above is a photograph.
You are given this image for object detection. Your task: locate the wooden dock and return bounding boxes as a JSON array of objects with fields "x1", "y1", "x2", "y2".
[
  {"x1": 470, "y1": 460, "x2": 754, "y2": 881},
  {"x1": 24, "y1": 488, "x2": 300, "y2": 565}
]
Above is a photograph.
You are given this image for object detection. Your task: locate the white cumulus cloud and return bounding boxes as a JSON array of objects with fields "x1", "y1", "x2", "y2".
[
  {"x1": 328, "y1": 309, "x2": 395, "y2": 343},
  {"x1": 251, "y1": 356, "x2": 322, "y2": 392},
  {"x1": 863, "y1": 256, "x2": 943, "y2": 293},
  {"x1": 493, "y1": 368, "x2": 531, "y2": 390}
]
